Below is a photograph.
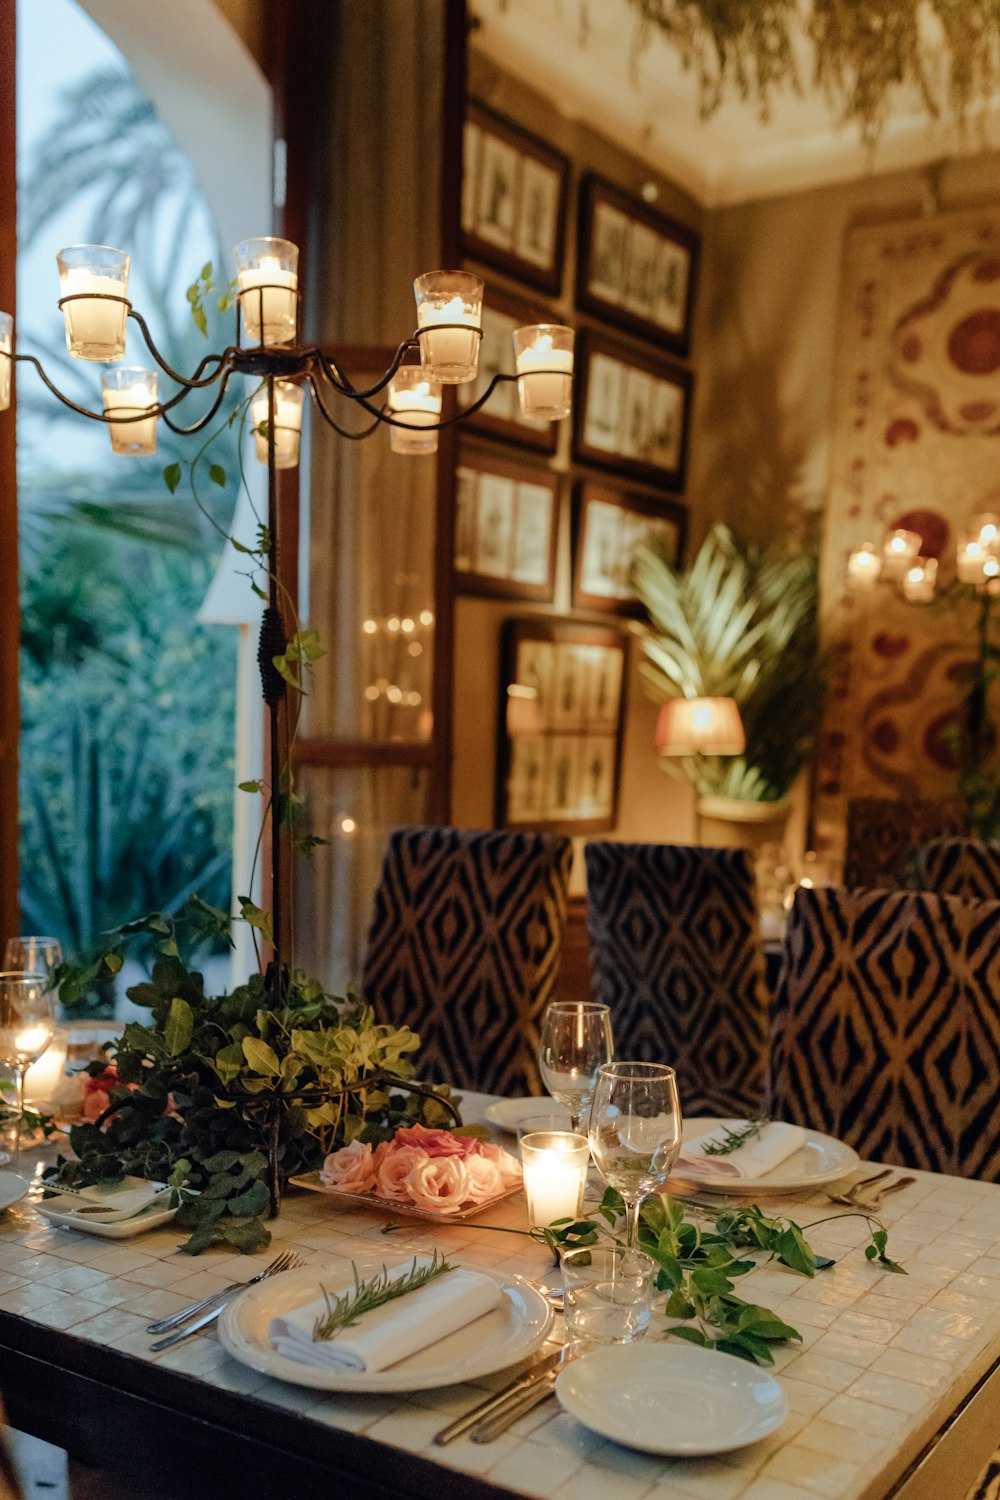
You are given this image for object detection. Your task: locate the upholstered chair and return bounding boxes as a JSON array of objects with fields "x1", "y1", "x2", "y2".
[
  {"x1": 584, "y1": 842, "x2": 769, "y2": 1116},
  {"x1": 770, "y1": 885, "x2": 1000, "y2": 1178},
  {"x1": 363, "y1": 826, "x2": 572, "y2": 1095},
  {"x1": 912, "y1": 838, "x2": 1000, "y2": 902}
]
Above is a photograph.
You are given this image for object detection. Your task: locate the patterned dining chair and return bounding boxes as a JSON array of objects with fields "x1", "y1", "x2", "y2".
[
  {"x1": 912, "y1": 838, "x2": 1000, "y2": 901},
  {"x1": 362, "y1": 826, "x2": 572, "y2": 1095},
  {"x1": 769, "y1": 885, "x2": 1000, "y2": 1178},
  {"x1": 584, "y1": 842, "x2": 769, "y2": 1116}
]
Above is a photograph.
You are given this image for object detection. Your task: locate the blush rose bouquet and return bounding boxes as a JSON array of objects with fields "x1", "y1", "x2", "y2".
[{"x1": 320, "y1": 1126, "x2": 521, "y2": 1215}]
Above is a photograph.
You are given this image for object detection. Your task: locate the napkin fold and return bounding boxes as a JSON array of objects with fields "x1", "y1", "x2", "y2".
[
  {"x1": 675, "y1": 1121, "x2": 806, "y2": 1181},
  {"x1": 269, "y1": 1266, "x2": 502, "y2": 1372}
]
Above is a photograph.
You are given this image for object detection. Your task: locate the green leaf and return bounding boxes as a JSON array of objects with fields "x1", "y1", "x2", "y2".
[
  {"x1": 201, "y1": 261, "x2": 213, "y2": 280},
  {"x1": 665, "y1": 1289, "x2": 696, "y2": 1318},
  {"x1": 193, "y1": 304, "x2": 208, "y2": 338},
  {"x1": 667, "y1": 1326, "x2": 711, "y2": 1349},
  {"x1": 239, "y1": 780, "x2": 263, "y2": 794},
  {"x1": 208, "y1": 463, "x2": 227, "y2": 488},
  {"x1": 775, "y1": 1225, "x2": 816, "y2": 1277},
  {"x1": 690, "y1": 1267, "x2": 735, "y2": 1297},
  {"x1": 163, "y1": 462, "x2": 182, "y2": 495},
  {"x1": 162, "y1": 998, "x2": 194, "y2": 1055},
  {"x1": 239, "y1": 898, "x2": 274, "y2": 947},
  {"x1": 220, "y1": 1216, "x2": 271, "y2": 1254},
  {"x1": 105, "y1": 952, "x2": 124, "y2": 975},
  {"x1": 242, "y1": 1037, "x2": 280, "y2": 1077}
]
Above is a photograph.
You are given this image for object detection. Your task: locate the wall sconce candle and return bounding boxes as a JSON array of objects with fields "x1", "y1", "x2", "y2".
[
  {"x1": 958, "y1": 534, "x2": 987, "y2": 584},
  {"x1": 847, "y1": 542, "x2": 882, "y2": 585},
  {"x1": 235, "y1": 237, "x2": 298, "y2": 346},
  {"x1": 881, "y1": 528, "x2": 922, "y2": 580},
  {"x1": 902, "y1": 556, "x2": 937, "y2": 603},
  {"x1": 251, "y1": 381, "x2": 304, "y2": 468},
  {"x1": 0, "y1": 312, "x2": 11, "y2": 412},
  {"x1": 386, "y1": 367, "x2": 442, "y2": 454},
  {"x1": 520, "y1": 1130, "x2": 589, "y2": 1229},
  {"x1": 102, "y1": 367, "x2": 158, "y2": 455},
  {"x1": 513, "y1": 324, "x2": 574, "y2": 420},
  {"x1": 413, "y1": 271, "x2": 483, "y2": 383},
  {"x1": 57, "y1": 245, "x2": 129, "y2": 361}
]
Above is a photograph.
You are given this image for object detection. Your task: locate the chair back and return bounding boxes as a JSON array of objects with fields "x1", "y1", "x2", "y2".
[
  {"x1": 913, "y1": 838, "x2": 1000, "y2": 901},
  {"x1": 362, "y1": 826, "x2": 572, "y2": 1094},
  {"x1": 770, "y1": 885, "x2": 1000, "y2": 1178},
  {"x1": 584, "y1": 841, "x2": 768, "y2": 1116}
]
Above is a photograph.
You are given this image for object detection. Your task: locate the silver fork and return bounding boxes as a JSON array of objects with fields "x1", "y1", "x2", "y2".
[
  {"x1": 146, "y1": 1249, "x2": 304, "y2": 1335},
  {"x1": 826, "y1": 1170, "x2": 896, "y2": 1209}
]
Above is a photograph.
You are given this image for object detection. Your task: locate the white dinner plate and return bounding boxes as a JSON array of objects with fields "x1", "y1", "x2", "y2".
[
  {"x1": 0, "y1": 1172, "x2": 28, "y2": 1213},
  {"x1": 556, "y1": 1342, "x2": 787, "y2": 1455},
  {"x1": 484, "y1": 1097, "x2": 570, "y2": 1133},
  {"x1": 218, "y1": 1256, "x2": 552, "y2": 1392},
  {"x1": 32, "y1": 1179, "x2": 177, "y2": 1238},
  {"x1": 670, "y1": 1117, "x2": 859, "y2": 1195}
]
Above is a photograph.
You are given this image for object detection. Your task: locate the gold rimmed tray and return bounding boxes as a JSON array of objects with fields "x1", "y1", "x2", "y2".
[{"x1": 288, "y1": 1170, "x2": 522, "y2": 1224}]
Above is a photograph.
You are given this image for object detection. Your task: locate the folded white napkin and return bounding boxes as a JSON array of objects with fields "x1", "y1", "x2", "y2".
[
  {"x1": 674, "y1": 1121, "x2": 806, "y2": 1182},
  {"x1": 269, "y1": 1266, "x2": 502, "y2": 1372}
]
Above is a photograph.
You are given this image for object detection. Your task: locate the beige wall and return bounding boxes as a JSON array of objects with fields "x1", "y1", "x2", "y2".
[{"x1": 210, "y1": 0, "x2": 266, "y2": 72}]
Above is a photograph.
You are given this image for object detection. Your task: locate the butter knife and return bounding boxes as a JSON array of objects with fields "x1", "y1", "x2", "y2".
[
  {"x1": 470, "y1": 1369, "x2": 558, "y2": 1442},
  {"x1": 433, "y1": 1348, "x2": 563, "y2": 1445}
]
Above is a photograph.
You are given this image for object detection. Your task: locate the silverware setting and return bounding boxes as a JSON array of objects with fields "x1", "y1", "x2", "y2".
[
  {"x1": 826, "y1": 1172, "x2": 916, "y2": 1210},
  {"x1": 434, "y1": 1345, "x2": 570, "y2": 1445},
  {"x1": 147, "y1": 1249, "x2": 304, "y2": 1348}
]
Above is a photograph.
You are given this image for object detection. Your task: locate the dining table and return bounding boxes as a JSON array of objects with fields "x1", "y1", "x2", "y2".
[{"x1": 2, "y1": 1093, "x2": 1000, "y2": 1500}]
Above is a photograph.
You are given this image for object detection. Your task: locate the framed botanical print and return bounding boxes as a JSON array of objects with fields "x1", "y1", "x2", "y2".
[
  {"x1": 454, "y1": 449, "x2": 559, "y2": 602},
  {"x1": 457, "y1": 287, "x2": 559, "y2": 453},
  {"x1": 462, "y1": 102, "x2": 570, "y2": 296},
  {"x1": 573, "y1": 331, "x2": 693, "y2": 489},
  {"x1": 573, "y1": 482, "x2": 687, "y2": 616},
  {"x1": 577, "y1": 175, "x2": 700, "y2": 356},
  {"x1": 497, "y1": 619, "x2": 628, "y2": 834}
]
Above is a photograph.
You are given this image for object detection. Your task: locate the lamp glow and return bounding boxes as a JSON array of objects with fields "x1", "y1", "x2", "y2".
[{"x1": 655, "y1": 697, "x2": 746, "y2": 756}]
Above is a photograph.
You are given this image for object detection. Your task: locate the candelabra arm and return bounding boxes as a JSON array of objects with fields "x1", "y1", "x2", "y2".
[
  {"x1": 351, "y1": 369, "x2": 519, "y2": 431},
  {"x1": 12, "y1": 351, "x2": 212, "y2": 425},
  {"x1": 314, "y1": 338, "x2": 419, "y2": 402},
  {"x1": 159, "y1": 366, "x2": 237, "y2": 437},
  {"x1": 306, "y1": 371, "x2": 382, "y2": 440},
  {"x1": 128, "y1": 308, "x2": 234, "y2": 390}
]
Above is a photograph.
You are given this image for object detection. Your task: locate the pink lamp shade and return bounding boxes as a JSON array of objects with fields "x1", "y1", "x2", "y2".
[{"x1": 655, "y1": 697, "x2": 746, "y2": 756}]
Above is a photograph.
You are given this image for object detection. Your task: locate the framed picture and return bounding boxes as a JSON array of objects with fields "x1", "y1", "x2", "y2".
[
  {"x1": 497, "y1": 619, "x2": 628, "y2": 834},
  {"x1": 573, "y1": 331, "x2": 693, "y2": 489},
  {"x1": 454, "y1": 449, "x2": 559, "y2": 602},
  {"x1": 573, "y1": 482, "x2": 687, "y2": 616},
  {"x1": 462, "y1": 102, "x2": 569, "y2": 296},
  {"x1": 577, "y1": 175, "x2": 700, "y2": 355},
  {"x1": 457, "y1": 287, "x2": 559, "y2": 454}
]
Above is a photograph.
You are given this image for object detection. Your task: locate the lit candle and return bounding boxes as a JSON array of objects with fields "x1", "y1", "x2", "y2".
[
  {"x1": 513, "y1": 324, "x2": 574, "y2": 420},
  {"x1": 0, "y1": 312, "x2": 11, "y2": 412},
  {"x1": 902, "y1": 556, "x2": 937, "y2": 603},
  {"x1": 102, "y1": 367, "x2": 158, "y2": 455},
  {"x1": 847, "y1": 542, "x2": 882, "y2": 585},
  {"x1": 57, "y1": 245, "x2": 130, "y2": 361},
  {"x1": 958, "y1": 535, "x2": 987, "y2": 584},
  {"x1": 882, "y1": 528, "x2": 921, "y2": 580},
  {"x1": 520, "y1": 1130, "x2": 589, "y2": 1229},
  {"x1": 15, "y1": 1022, "x2": 53, "y2": 1061},
  {"x1": 387, "y1": 368, "x2": 442, "y2": 455},
  {"x1": 251, "y1": 381, "x2": 305, "y2": 468},
  {"x1": 413, "y1": 271, "x2": 483, "y2": 384},
  {"x1": 971, "y1": 512, "x2": 1000, "y2": 546},
  {"x1": 23, "y1": 1028, "x2": 67, "y2": 1108},
  {"x1": 235, "y1": 237, "x2": 298, "y2": 346}
]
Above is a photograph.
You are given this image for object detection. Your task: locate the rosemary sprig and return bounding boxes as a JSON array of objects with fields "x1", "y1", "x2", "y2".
[
  {"x1": 312, "y1": 1251, "x2": 454, "y2": 1342},
  {"x1": 702, "y1": 1117, "x2": 768, "y2": 1157}
]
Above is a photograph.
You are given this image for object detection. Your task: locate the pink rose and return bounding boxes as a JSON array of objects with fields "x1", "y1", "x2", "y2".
[
  {"x1": 404, "y1": 1155, "x2": 470, "y2": 1214},
  {"x1": 462, "y1": 1154, "x2": 504, "y2": 1204},
  {"x1": 392, "y1": 1123, "x2": 479, "y2": 1158},
  {"x1": 374, "y1": 1143, "x2": 427, "y2": 1200},
  {"x1": 82, "y1": 1089, "x2": 110, "y2": 1123},
  {"x1": 476, "y1": 1140, "x2": 523, "y2": 1185},
  {"x1": 320, "y1": 1139, "x2": 377, "y2": 1193}
]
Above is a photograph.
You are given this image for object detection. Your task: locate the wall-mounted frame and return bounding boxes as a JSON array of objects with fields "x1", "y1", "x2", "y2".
[
  {"x1": 457, "y1": 287, "x2": 559, "y2": 453},
  {"x1": 455, "y1": 448, "x2": 559, "y2": 602},
  {"x1": 577, "y1": 175, "x2": 700, "y2": 356},
  {"x1": 573, "y1": 481, "x2": 687, "y2": 617},
  {"x1": 573, "y1": 331, "x2": 693, "y2": 489},
  {"x1": 462, "y1": 101, "x2": 569, "y2": 296},
  {"x1": 496, "y1": 619, "x2": 628, "y2": 834}
]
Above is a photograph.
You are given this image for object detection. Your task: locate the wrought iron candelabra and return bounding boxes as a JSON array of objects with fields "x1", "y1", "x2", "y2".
[{"x1": 2, "y1": 240, "x2": 575, "y2": 997}]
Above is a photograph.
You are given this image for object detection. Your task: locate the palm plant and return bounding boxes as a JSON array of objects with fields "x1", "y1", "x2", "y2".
[{"x1": 635, "y1": 525, "x2": 826, "y2": 803}]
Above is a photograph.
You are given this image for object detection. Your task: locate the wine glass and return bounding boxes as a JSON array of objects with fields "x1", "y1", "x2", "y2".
[
  {"x1": 589, "y1": 1061, "x2": 682, "y2": 1247},
  {"x1": 0, "y1": 973, "x2": 57, "y2": 1159},
  {"x1": 538, "y1": 1000, "x2": 614, "y2": 1132},
  {"x1": 4, "y1": 936, "x2": 63, "y2": 989}
]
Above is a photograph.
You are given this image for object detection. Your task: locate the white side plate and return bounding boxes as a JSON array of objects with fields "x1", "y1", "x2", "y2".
[
  {"x1": 483, "y1": 1097, "x2": 570, "y2": 1133},
  {"x1": 556, "y1": 1342, "x2": 787, "y2": 1455},
  {"x1": 0, "y1": 1172, "x2": 28, "y2": 1213},
  {"x1": 670, "y1": 1117, "x2": 859, "y2": 1194},
  {"x1": 218, "y1": 1257, "x2": 552, "y2": 1392},
  {"x1": 32, "y1": 1180, "x2": 176, "y2": 1239}
]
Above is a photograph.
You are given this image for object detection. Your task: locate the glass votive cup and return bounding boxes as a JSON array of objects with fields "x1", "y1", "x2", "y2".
[
  {"x1": 513, "y1": 324, "x2": 574, "y2": 420},
  {"x1": 387, "y1": 367, "x2": 442, "y2": 455},
  {"x1": 235, "y1": 237, "x2": 299, "y2": 346},
  {"x1": 251, "y1": 380, "x2": 305, "y2": 468},
  {"x1": 902, "y1": 556, "x2": 937, "y2": 603},
  {"x1": 102, "y1": 367, "x2": 158, "y2": 455},
  {"x1": 414, "y1": 270, "x2": 483, "y2": 384},
  {"x1": 846, "y1": 542, "x2": 881, "y2": 586},
  {"x1": 520, "y1": 1130, "x2": 589, "y2": 1229},
  {"x1": 57, "y1": 245, "x2": 130, "y2": 362},
  {"x1": 23, "y1": 1025, "x2": 68, "y2": 1110},
  {"x1": 881, "y1": 528, "x2": 921, "y2": 580},
  {"x1": 971, "y1": 511, "x2": 1000, "y2": 546},
  {"x1": 561, "y1": 1245, "x2": 656, "y2": 1345},
  {"x1": 516, "y1": 1112, "x2": 572, "y2": 1147},
  {"x1": 0, "y1": 312, "x2": 11, "y2": 412}
]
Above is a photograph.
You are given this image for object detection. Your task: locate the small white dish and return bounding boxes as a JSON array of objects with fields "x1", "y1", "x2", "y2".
[
  {"x1": 484, "y1": 1097, "x2": 570, "y2": 1133},
  {"x1": 0, "y1": 1172, "x2": 29, "y2": 1213},
  {"x1": 556, "y1": 1342, "x2": 787, "y2": 1455},
  {"x1": 671, "y1": 1116, "x2": 859, "y2": 1194},
  {"x1": 218, "y1": 1256, "x2": 552, "y2": 1392},
  {"x1": 32, "y1": 1177, "x2": 176, "y2": 1239}
]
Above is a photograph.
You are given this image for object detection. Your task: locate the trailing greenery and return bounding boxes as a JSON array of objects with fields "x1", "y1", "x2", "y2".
[{"x1": 636, "y1": 524, "x2": 826, "y2": 802}]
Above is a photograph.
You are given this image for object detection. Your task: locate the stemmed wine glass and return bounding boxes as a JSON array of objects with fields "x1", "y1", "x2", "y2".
[
  {"x1": 589, "y1": 1061, "x2": 682, "y2": 1247},
  {"x1": 0, "y1": 973, "x2": 57, "y2": 1160},
  {"x1": 538, "y1": 1000, "x2": 614, "y2": 1132},
  {"x1": 4, "y1": 936, "x2": 63, "y2": 986}
]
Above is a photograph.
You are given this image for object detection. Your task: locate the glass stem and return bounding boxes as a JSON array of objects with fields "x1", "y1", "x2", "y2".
[
  {"x1": 625, "y1": 1195, "x2": 642, "y2": 1248},
  {"x1": 13, "y1": 1065, "x2": 25, "y2": 1156},
  {"x1": 568, "y1": 1111, "x2": 581, "y2": 1133}
]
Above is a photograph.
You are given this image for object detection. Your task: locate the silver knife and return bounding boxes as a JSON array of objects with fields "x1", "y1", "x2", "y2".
[
  {"x1": 470, "y1": 1369, "x2": 558, "y2": 1442},
  {"x1": 433, "y1": 1348, "x2": 563, "y2": 1445},
  {"x1": 150, "y1": 1299, "x2": 229, "y2": 1352}
]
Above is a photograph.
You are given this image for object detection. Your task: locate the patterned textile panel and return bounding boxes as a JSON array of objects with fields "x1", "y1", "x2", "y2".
[
  {"x1": 362, "y1": 826, "x2": 572, "y2": 1095},
  {"x1": 584, "y1": 842, "x2": 768, "y2": 1117},
  {"x1": 842, "y1": 796, "x2": 967, "y2": 890},
  {"x1": 968, "y1": 1451, "x2": 1000, "y2": 1500},
  {"x1": 770, "y1": 885, "x2": 1000, "y2": 1179},
  {"x1": 914, "y1": 838, "x2": 1000, "y2": 901}
]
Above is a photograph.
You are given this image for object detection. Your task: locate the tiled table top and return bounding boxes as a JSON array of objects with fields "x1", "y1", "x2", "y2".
[{"x1": 4, "y1": 1101, "x2": 1000, "y2": 1500}]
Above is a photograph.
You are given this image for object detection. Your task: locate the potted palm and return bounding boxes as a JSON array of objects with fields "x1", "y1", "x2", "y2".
[{"x1": 635, "y1": 525, "x2": 826, "y2": 848}]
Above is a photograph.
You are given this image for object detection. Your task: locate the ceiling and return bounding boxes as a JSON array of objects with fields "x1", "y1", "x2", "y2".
[{"x1": 470, "y1": 0, "x2": 1000, "y2": 208}]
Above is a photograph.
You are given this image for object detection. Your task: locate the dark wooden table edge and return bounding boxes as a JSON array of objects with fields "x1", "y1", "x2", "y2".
[{"x1": 0, "y1": 1311, "x2": 513, "y2": 1500}]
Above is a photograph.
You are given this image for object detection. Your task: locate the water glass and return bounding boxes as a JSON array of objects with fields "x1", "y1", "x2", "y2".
[
  {"x1": 538, "y1": 1000, "x2": 614, "y2": 1132},
  {"x1": 0, "y1": 973, "x2": 57, "y2": 1160},
  {"x1": 4, "y1": 936, "x2": 62, "y2": 986},
  {"x1": 589, "y1": 1062, "x2": 682, "y2": 1246},
  {"x1": 561, "y1": 1245, "x2": 655, "y2": 1344}
]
